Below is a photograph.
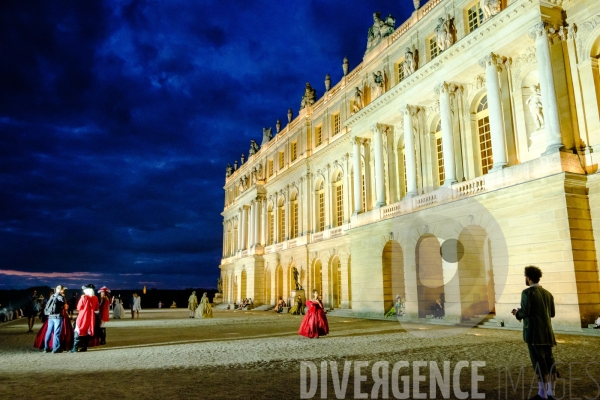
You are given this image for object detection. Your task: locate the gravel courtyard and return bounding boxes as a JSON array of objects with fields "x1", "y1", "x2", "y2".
[{"x1": 1, "y1": 309, "x2": 599, "y2": 400}]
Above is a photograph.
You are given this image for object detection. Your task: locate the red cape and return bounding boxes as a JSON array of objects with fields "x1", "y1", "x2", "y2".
[
  {"x1": 100, "y1": 297, "x2": 110, "y2": 322},
  {"x1": 76, "y1": 295, "x2": 99, "y2": 336}
]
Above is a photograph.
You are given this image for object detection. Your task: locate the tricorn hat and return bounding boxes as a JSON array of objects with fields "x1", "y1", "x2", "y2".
[
  {"x1": 82, "y1": 284, "x2": 96, "y2": 290},
  {"x1": 99, "y1": 286, "x2": 111, "y2": 293}
]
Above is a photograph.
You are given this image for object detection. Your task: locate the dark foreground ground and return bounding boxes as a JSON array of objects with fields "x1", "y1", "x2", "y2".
[{"x1": 1, "y1": 309, "x2": 599, "y2": 399}]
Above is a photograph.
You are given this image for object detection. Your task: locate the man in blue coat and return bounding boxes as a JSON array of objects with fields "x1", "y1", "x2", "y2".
[{"x1": 512, "y1": 265, "x2": 558, "y2": 400}]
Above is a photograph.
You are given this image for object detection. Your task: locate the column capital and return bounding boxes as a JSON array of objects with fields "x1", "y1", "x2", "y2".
[
  {"x1": 370, "y1": 123, "x2": 389, "y2": 135},
  {"x1": 528, "y1": 21, "x2": 548, "y2": 40},
  {"x1": 478, "y1": 52, "x2": 506, "y2": 69},
  {"x1": 528, "y1": 21, "x2": 562, "y2": 43},
  {"x1": 434, "y1": 81, "x2": 457, "y2": 95},
  {"x1": 400, "y1": 104, "x2": 417, "y2": 116}
]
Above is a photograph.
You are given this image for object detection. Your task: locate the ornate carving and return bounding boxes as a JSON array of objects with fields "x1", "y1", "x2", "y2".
[
  {"x1": 435, "y1": 15, "x2": 455, "y2": 52},
  {"x1": 352, "y1": 87, "x2": 364, "y2": 114},
  {"x1": 528, "y1": 22, "x2": 561, "y2": 44},
  {"x1": 525, "y1": 84, "x2": 544, "y2": 130},
  {"x1": 478, "y1": 52, "x2": 503, "y2": 69},
  {"x1": 400, "y1": 104, "x2": 416, "y2": 116},
  {"x1": 238, "y1": 175, "x2": 249, "y2": 192},
  {"x1": 559, "y1": 23, "x2": 577, "y2": 40},
  {"x1": 581, "y1": 15, "x2": 600, "y2": 32},
  {"x1": 241, "y1": 153, "x2": 245, "y2": 165},
  {"x1": 512, "y1": 46, "x2": 537, "y2": 81},
  {"x1": 403, "y1": 47, "x2": 418, "y2": 77},
  {"x1": 467, "y1": 215, "x2": 474, "y2": 226},
  {"x1": 480, "y1": 0, "x2": 501, "y2": 21},
  {"x1": 300, "y1": 82, "x2": 316, "y2": 110},
  {"x1": 252, "y1": 164, "x2": 263, "y2": 181},
  {"x1": 365, "y1": 12, "x2": 396, "y2": 55}
]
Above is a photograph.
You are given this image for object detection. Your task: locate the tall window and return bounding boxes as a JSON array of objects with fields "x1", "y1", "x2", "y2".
[
  {"x1": 291, "y1": 141, "x2": 297, "y2": 162},
  {"x1": 279, "y1": 203, "x2": 286, "y2": 242},
  {"x1": 397, "y1": 61, "x2": 405, "y2": 83},
  {"x1": 317, "y1": 181, "x2": 325, "y2": 232},
  {"x1": 336, "y1": 184, "x2": 343, "y2": 227},
  {"x1": 268, "y1": 208, "x2": 274, "y2": 245},
  {"x1": 315, "y1": 126, "x2": 322, "y2": 147},
  {"x1": 333, "y1": 113, "x2": 341, "y2": 136},
  {"x1": 291, "y1": 198, "x2": 298, "y2": 239},
  {"x1": 435, "y1": 120, "x2": 445, "y2": 186},
  {"x1": 268, "y1": 159, "x2": 274, "y2": 177},
  {"x1": 477, "y1": 95, "x2": 493, "y2": 174},
  {"x1": 429, "y1": 36, "x2": 439, "y2": 60},
  {"x1": 279, "y1": 151, "x2": 285, "y2": 169},
  {"x1": 361, "y1": 160, "x2": 367, "y2": 211},
  {"x1": 467, "y1": 4, "x2": 484, "y2": 33}
]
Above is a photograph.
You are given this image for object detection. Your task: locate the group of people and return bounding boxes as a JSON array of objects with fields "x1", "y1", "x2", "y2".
[
  {"x1": 32, "y1": 284, "x2": 112, "y2": 353},
  {"x1": 237, "y1": 298, "x2": 253, "y2": 310},
  {"x1": 187, "y1": 291, "x2": 213, "y2": 318}
]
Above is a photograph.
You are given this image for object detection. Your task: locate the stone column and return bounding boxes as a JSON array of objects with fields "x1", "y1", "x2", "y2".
[
  {"x1": 436, "y1": 82, "x2": 458, "y2": 185},
  {"x1": 284, "y1": 189, "x2": 290, "y2": 241},
  {"x1": 298, "y1": 180, "x2": 304, "y2": 236},
  {"x1": 352, "y1": 137, "x2": 363, "y2": 214},
  {"x1": 261, "y1": 200, "x2": 267, "y2": 246},
  {"x1": 248, "y1": 202, "x2": 254, "y2": 248},
  {"x1": 242, "y1": 206, "x2": 249, "y2": 250},
  {"x1": 237, "y1": 210, "x2": 243, "y2": 252},
  {"x1": 528, "y1": 22, "x2": 564, "y2": 153},
  {"x1": 273, "y1": 195, "x2": 279, "y2": 243},
  {"x1": 479, "y1": 53, "x2": 508, "y2": 171},
  {"x1": 371, "y1": 124, "x2": 386, "y2": 208},
  {"x1": 401, "y1": 105, "x2": 418, "y2": 197},
  {"x1": 363, "y1": 140, "x2": 372, "y2": 210},
  {"x1": 254, "y1": 199, "x2": 260, "y2": 246}
]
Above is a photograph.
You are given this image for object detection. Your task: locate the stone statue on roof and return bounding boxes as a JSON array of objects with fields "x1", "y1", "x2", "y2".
[
  {"x1": 365, "y1": 12, "x2": 396, "y2": 55},
  {"x1": 300, "y1": 82, "x2": 316, "y2": 110},
  {"x1": 261, "y1": 127, "x2": 272, "y2": 146}
]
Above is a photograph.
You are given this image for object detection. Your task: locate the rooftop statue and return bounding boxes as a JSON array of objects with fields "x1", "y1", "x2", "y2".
[
  {"x1": 226, "y1": 164, "x2": 233, "y2": 178},
  {"x1": 249, "y1": 139, "x2": 260, "y2": 156},
  {"x1": 233, "y1": 160, "x2": 238, "y2": 170},
  {"x1": 262, "y1": 127, "x2": 273, "y2": 146},
  {"x1": 300, "y1": 82, "x2": 316, "y2": 110},
  {"x1": 241, "y1": 153, "x2": 245, "y2": 165},
  {"x1": 365, "y1": 12, "x2": 396, "y2": 55}
]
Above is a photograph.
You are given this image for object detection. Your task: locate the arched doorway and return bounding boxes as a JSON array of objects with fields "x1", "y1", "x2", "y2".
[
  {"x1": 313, "y1": 259, "x2": 323, "y2": 295},
  {"x1": 241, "y1": 270, "x2": 247, "y2": 300},
  {"x1": 458, "y1": 226, "x2": 495, "y2": 320},
  {"x1": 264, "y1": 268, "x2": 271, "y2": 305},
  {"x1": 416, "y1": 235, "x2": 444, "y2": 318},
  {"x1": 330, "y1": 257, "x2": 341, "y2": 308},
  {"x1": 382, "y1": 241, "x2": 405, "y2": 312},
  {"x1": 276, "y1": 265, "x2": 283, "y2": 301}
]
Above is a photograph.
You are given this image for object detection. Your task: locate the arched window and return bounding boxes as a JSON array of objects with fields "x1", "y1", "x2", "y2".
[
  {"x1": 333, "y1": 172, "x2": 344, "y2": 227},
  {"x1": 290, "y1": 192, "x2": 298, "y2": 239},
  {"x1": 278, "y1": 199, "x2": 286, "y2": 242},
  {"x1": 268, "y1": 204, "x2": 274, "y2": 245},
  {"x1": 477, "y1": 95, "x2": 493, "y2": 174},
  {"x1": 316, "y1": 181, "x2": 325, "y2": 232},
  {"x1": 435, "y1": 120, "x2": 444, "y2": 186}
]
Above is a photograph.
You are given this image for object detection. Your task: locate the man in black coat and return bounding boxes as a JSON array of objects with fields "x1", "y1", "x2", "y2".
[{"x1": 512, "y1": 265, "x2": 558, "y2": 400}]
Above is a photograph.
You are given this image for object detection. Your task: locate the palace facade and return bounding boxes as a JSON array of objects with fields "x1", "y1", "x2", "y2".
[{"x1": 219, "y1": 0, "x2": 600, "y2": 332}]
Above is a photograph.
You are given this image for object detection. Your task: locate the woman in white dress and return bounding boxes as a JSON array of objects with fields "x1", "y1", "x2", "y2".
[
  {"x1": 132, "y1": 293, "x2": 142, "y2": 318},
  {"x1": 112, "y1": 296, "x2": 125, "y2": 319},
  {"x1": 195, "y1": 292, "x2": 213, "y2": 319}
]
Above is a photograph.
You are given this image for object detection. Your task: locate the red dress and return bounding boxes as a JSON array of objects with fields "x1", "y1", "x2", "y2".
[
  {"x1": 76, "y1": 295, "x2": 99, "y2": 336},
  {"x1": 298, "y1": 300, "x2": 329, "y2": 338},
  {"x1": 33, "y1": 310, "x2": 74, "y2": 350}
]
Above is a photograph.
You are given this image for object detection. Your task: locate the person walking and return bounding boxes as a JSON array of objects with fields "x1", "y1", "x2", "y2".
[
  {"x1": 25, "y1": 289, "x2": 38, "y2": 332},
  {"x1": 512, "y1": 266, "x2": 558, "y2": 400},
  {"x1": 187, "y1": 291, "x2": 198, "y2": 318},
  {"x1": 43, "y1": 285, "x2": 66, "y2": 353},
  {"x1": 71, "y1": 284, "x2": 99, "y2": 353},
  {"x1": 132, "y1": 293, "x2": 141, "y2": 318}
]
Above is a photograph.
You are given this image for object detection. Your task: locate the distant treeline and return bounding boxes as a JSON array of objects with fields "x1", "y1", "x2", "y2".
[{"x1": 0, "y1": 287, "x2": 218, "y2": 310}]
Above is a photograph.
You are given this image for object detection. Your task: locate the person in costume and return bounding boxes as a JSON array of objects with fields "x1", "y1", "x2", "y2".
[
  {"x1": 289, "y1": 295, "x2": 304, "y2": 315},
  {"x1": 385, "y1": 295, "x2": 405, "y2": 318},
  {"x1": 188, "y1": 291, "x2": 198, "y2": 318},
  {"x1": 298, "y1": 290, "x2": 329, "y2": 338},
  {"x1": 98, "y1": 286, "x2": 111, "y2": 345},
  {"x1": 112, "y1": 295, "x2": 125, "y2": 319},
  {"x1": 195, "y1": 292, "x2": 213, "y2": 318},
  {"x1": 71, "y1": 284, "x2": 100, "y2": 352},
  {"x1": 512, "y1": 266, "x2": 558, "y2": 400},
  {"x1": 35, "y1": 286, "x2": 73, "y2": 352}
]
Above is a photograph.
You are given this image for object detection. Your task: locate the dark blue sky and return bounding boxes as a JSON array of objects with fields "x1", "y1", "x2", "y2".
[{"x1": 0, "y1": 0, "x2": 412, "y2": 290}]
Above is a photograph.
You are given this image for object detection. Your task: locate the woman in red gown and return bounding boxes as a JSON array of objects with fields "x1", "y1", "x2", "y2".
[
  {"x1": 34, "y1": 303, "x2": 74, "y2": 351},
  {"x1": 298, "y1": 290, "x2": 329, "y2": 338}
]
